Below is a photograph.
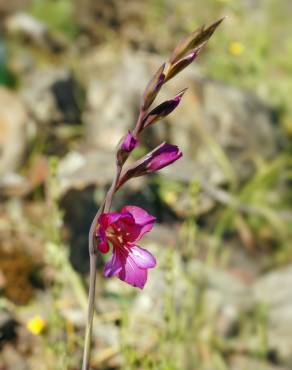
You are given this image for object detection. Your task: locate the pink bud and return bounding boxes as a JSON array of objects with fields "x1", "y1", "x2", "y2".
[
  {"x1": 116, "y1": 131, "x2": 139, "y2": 165},
  {"x1": 117, "y1": 143, "x2": 182, "y2": 188}
]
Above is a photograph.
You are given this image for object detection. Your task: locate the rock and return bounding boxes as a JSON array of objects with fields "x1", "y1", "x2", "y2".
[
  {"x1": 82, "y1": 48, "x2": 148, "y2": 150},
  {"x1": 4, "y1": 12, "x2": 67, "y2": 52},
  {"x1": 230, "y1": 356, "x2": 289, "y2": 370},
  {"x1": 0, "y1": 344, "x2": 28, "y2": 370},
  {"x1": 186, "y1": 260, "x2": 253, "y2": 309},
  {"x1": 253, "y1": 265, "x2": 292, "y2": 365},
  {"x1": 20, "y1": 67, "x2": 82, "y2": 125},
  {"x1": 0, "y1": 1, "x2": 30, "y2": 18},
  {"x1": 0, "y1": 310, "x2": 17, "y2": 345},
  {"x1": 74, "y1": 0, "x2": 148, "y2": 45},
  {"x1": 0, "y1": 87, "x2": 28, "y2": 177},
  {"x1": 57, "y1": 149, "x2": 115, "y2": 195},
  {"x1": 60, "y1": 185, "x2": 100, "y2": 273},
  {"x1": 5, "y1": 12, "x2": 47, "y2": 43},
  {"x1": 0, "y1": 247, "x2": 36, "y2": 305},
  {"x1": 0, "y1": 173, "x2": 30, "y2": 197}
]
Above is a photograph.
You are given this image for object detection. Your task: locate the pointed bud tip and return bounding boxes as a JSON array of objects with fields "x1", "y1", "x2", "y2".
[
  {"x1": 142, "y1": 62, "x2": 166, "y2": 110},
  {"x1": 176, "y1": 88, "x2": 188, "y2": 100},
  {"x1": 170, "y1": 17, "x2": 225, "y2": 64}
]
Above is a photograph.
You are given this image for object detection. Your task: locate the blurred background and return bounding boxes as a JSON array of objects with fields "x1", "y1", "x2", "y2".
[{"x1": 0, "y1": 0, "x2": 291, "y2": 369}]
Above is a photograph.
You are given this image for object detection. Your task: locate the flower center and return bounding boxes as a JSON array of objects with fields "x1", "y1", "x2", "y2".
[{"x1": 106, "y1": 226, "x2": 124, "y2": 246}]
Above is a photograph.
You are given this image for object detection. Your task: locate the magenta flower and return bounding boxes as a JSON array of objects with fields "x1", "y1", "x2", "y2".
[
  {"x1": 117, "y1": 143, "x2": 182, "y2": 188},
  {"x1": 96, "y1": 206, "x2": 156, "y2": 288}
]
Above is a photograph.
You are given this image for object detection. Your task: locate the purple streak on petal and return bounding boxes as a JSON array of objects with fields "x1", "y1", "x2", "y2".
[
  {"x1": 104, "y1": 248, "x2": 123, "y2": 277},
  {"x1": 121, "y1": 131, "x2": 139, "y2": 152},
  {"x1": 129, "y1": 245, "x2": 156, "y2": 269}
]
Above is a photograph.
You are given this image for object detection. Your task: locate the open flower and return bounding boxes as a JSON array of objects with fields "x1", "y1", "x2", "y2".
[{"x1": 96, "y1": 206, "x2": 156, "y2": 289}]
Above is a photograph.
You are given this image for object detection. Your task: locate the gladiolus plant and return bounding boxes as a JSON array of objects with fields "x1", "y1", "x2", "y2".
[{"x1": 81, "y1": 18, "x2": 224, "y2": 370}]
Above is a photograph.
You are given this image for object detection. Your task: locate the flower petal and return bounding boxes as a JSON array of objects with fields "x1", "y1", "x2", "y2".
[
  {"x1": 104, "y1": 248, "x2": 123, "y2": 277},
  {"x1": 129, "y1": 245, "x2": 156, "y2": 269},
  {"x1": 104, "y1": 247, "x2": 148, "y2": 288},
  {"x1": 121, "y1": 205, "x2": 154, "y2": 225},
  {"x1": 118, "y1": 252, "x2": 148, "y2": 289},
  {"x1": 98, "y1": 212, "x2": 134, "y2": 237},
  {"x1": 98, "y1": 212, "x2": 122, "y2": 229},
  {"x1": 120, "y1": 206, "x2": 156, "y2": 241}
]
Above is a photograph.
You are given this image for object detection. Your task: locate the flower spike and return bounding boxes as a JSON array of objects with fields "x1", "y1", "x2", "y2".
[{"x1": 82, "y1": 17, "x2": 224, "y2": 370}]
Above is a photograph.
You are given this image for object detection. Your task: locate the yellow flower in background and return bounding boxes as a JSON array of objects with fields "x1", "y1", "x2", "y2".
[
  {"x1": 229, "y1": 41, "x2": 245, "y2": 56},
  {"x1": 26, "y1": 315, "x2": 46, "y2": 335}
]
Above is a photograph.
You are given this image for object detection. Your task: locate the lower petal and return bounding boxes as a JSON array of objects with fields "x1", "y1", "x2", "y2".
[
  {"x1": 104, "y1": 245, "x2": 153, "y2": 289},
  {"x1": 129, "y1": 245, "x2": 156, "y2": 269},
  {"x1": 104, "y1": 249, "x2": 123, "y2": 277},
  {"x1": 118, "y1": 256, "x2": 148, "y2": 289}
]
